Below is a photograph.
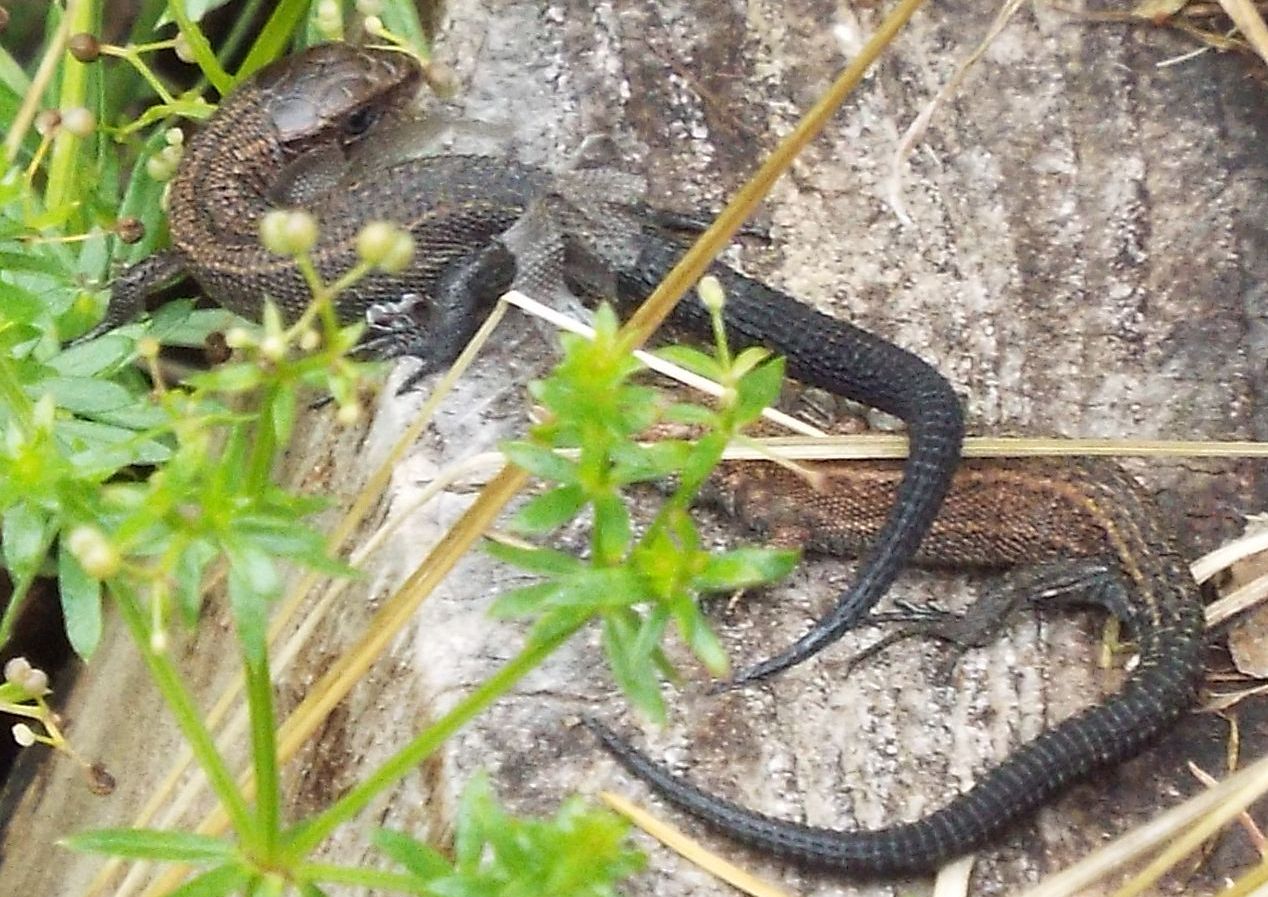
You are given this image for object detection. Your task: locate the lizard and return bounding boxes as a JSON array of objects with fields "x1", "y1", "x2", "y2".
[
  {"x1": 82, "y1": 42, "x2": 1207, "y2": 872},
  {"x1": 82, "y1": 41, "x2": 964, "y2": 689}
]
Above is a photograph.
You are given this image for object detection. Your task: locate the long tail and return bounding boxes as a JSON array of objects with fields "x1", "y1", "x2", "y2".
[{"x1": 585, "y1": 628, "x2": 1201, "y2": 875}]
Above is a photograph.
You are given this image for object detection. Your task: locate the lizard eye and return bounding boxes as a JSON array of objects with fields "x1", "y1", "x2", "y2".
[{"x1": 343, "y1": 106, "x2": 379, "y2": 139}]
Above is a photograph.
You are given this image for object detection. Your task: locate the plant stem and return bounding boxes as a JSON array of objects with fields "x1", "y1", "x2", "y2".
[
  {"x1": 44, "y1": 0, "x2": 96, "y2": 212},
  {"x1": 111, "y1": 581, "x2": 258, "y2": 846},
  {"x1": 244, "y1": 651, "x2": 281, "y2": 859},
  {"x1": 164, "y1": 0, "x2": 232, "y2": 94},
  {"x1": 216, "y1": 0, "x2": 270, "y2": 74},
  {"x1": 0, "y1": 542, "x2": 49, "y2": 650},
  {"x1": 245, "y1": 387, "x2": 279, "y2": 493},
  {"x1": 283, "y1": 624, "x2": 579, "y2": 858},
  {"x1": 237, "y1": 0, "x2": 313, "y2": 79}
]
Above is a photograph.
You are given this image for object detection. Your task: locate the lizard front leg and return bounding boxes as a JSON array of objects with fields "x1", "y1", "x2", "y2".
[
  {"x1": 75, "y1": 250, "x2": 189, "y2": 342},
  {"x1": 359, "y1": 242, "x2": 515, "y2": 393}
]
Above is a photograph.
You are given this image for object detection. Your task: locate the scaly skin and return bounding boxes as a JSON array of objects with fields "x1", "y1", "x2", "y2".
[{"x1": 91, "y1": 42, "x2": 964, "y2": 684}]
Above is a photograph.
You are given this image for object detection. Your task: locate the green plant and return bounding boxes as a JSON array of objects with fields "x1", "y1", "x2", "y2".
[{"x1": 0, "y1": 3, "x2": 799, "y2": 894}]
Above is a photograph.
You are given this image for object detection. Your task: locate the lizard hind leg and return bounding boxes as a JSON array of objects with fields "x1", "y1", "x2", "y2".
[{"x1": 843, "y1": 558, "x2": 1128, "y2": 685}]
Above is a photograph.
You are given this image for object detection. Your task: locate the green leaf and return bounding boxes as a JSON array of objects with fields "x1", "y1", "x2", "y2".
[
  {"x1": 733, "y1": 356, "x2": 786, "y2": 424},
  {"x1": 511, "y1": 484, "x2": 587, "y2": 534},
  {"x1": 602, "y1": 611, "x2": 667, "y2": 723},
  {"x1": 694, "y1": 546, "x2": 799, "y2": 591},
  {"x1": 58, "y1": 541, "x2": 102, "y2": 659},
  {"x1": 0, "y1": 249, "x2": 69, "y2": 278},
  {"x1": 86, "y1": 402, "x2": 171, "y2": 432},
  {"x1": 38, "y1": 377, "x2": 135, "y2": 414},
  {"x1": 501, "y1": 441, "x2": 577, "y2": 484},
  {"x1": 187, "y1": 362, "x2": 264, "y2": 393},
  {"x1": 490, "y1": 567, "x2": 644, "y2": 618},
  {"x1": 0, "y1": 279, "x2": 46, "y2": 325},
  {"x1": 661, "y1": 402, "x2": 718, "y2": 426},
  {"x1": 151, "y1": 303, "x2": 233, "y2": 343},
  {"x1": 484, "y1": 540, "x2": 582, "y2": 576},
  {"x1": 655, "y1": 344, "x2": 724, "y2": 381},
  {"x1": 234, "y1": 515, "x2": 349, "y2": 577},
  {"x1": 167, "y1": 864, "x2": 252, "y2": 897},
  {"x1": 669, "y1": 598, "x2": 729, "y2": 677},
  {"x1": 526, "y1": 605, "x2": 591, "y2": 646},
  {"x1": 174, "y1": 539, "x2": 218, "y2": 625},
  {"x1": 2, "y1": 504, "x2": 51, "y2": 585},
  {"x1": 237, "y1": 0, "x2": 314, "y2": 79},
  {"x1": 545, "y1": 567, "x2": 646, "y2": 608},
  {"x1": 49, "y1": 335, "x2": 134, "y2": 377},
  {"x1": 610, "y1": 440, "x2": 692, "y2": 485},
  {"x1": 592, "y1": 493, "x2": 631, "y2": 565},
  {"x1": 63, "y1": 828, "x2": 235, "y2": 862},
  {"x1": 57, "y1": 418, "x2": 173, "y2": 467},
  {"x1": 489, "y1": 582, "x2": 562, "y2": 619},
  {"x1": 729, "y1": 345, "x2": 773, "y2": 380},
  {"x1": 676, "y1": 431, "x2": 729, "y2": 497},
  {"x1": 612, "y1": 383, "x2": 661, "y2": 435},
  {"x1": 270, "y1": 386, "x2": 297, "y2": 445},
  {"x1": 374, "y1": 828, "x2": 451, "y2": 881},
  {"x1": 452, "y1": 772, "x2": 498, "y2": 870},
  {"x1": 429, "y1": 773, "x2": 643, "y2": 896},
  {"x1": 376, "y1": 0, "x2": 432, "y2": 49},
  {"x1": 246, "y1": 872, "x2": 286, "y2": 897},
  {"x1": 628, "y1": 522, "x2": 692, "y2": 601}
]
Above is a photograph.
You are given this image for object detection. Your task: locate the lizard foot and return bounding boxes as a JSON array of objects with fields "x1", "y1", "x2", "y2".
[
  {"x1": 835, "y1": 559, "x2": 1128, "y2": 685},
  {"x1": 358, "y1": 294, "x2": 448, "y2": 393}
]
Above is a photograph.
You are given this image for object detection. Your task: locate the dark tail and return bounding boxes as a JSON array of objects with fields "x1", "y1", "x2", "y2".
[{"x1": 619, "y1": 231, "x2": 964, "y2": 685}]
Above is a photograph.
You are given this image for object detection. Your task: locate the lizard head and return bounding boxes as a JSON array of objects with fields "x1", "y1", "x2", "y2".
[{"x1": 250, "y1": 42, "x2": 423, "y2": 160}]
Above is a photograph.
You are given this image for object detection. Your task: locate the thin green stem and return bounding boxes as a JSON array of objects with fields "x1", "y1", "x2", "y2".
[
  {"x1": 244, "y1": 651, "x2": 281, "y2": 860},
  {"x1": 244, "y1": 389, "x2": 280, "y2": 493},
  {"x1": 283, "y1": 624, "x2": 579, "y2": 858},
  {"x1": 287, "y1": 255, "x2": 370, "y2": 344},
  {"x1": 165, "y1": 1, "x2": 233, "y2": 94},
  {"x1": 324, "y1": 261, "x2": 373, "y2": 307},
  {"x1": 0, "y1": 544, "x2": 50, "y2": 649},
  {"x1": 293, "y1": 254, "x2": 325, "y2": 302},
  {"x1": 101, "y1": 46, "x2": 177, "y2": 105},
  {"x1": 126, "y1": 39, "x2": 182, "y2": 54},
  {"x1": 110, "y1": 581, "x2": 258, "y2": 845},
  {"x1": 43, "y1": 0, "x2": 96, "y2": 212},
  {"x1": 216, "y1": 0, "x2": 270, "y2": 73},
  {"x1": 708, "y1": 299, "x2": 732, "y2": 372}
]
